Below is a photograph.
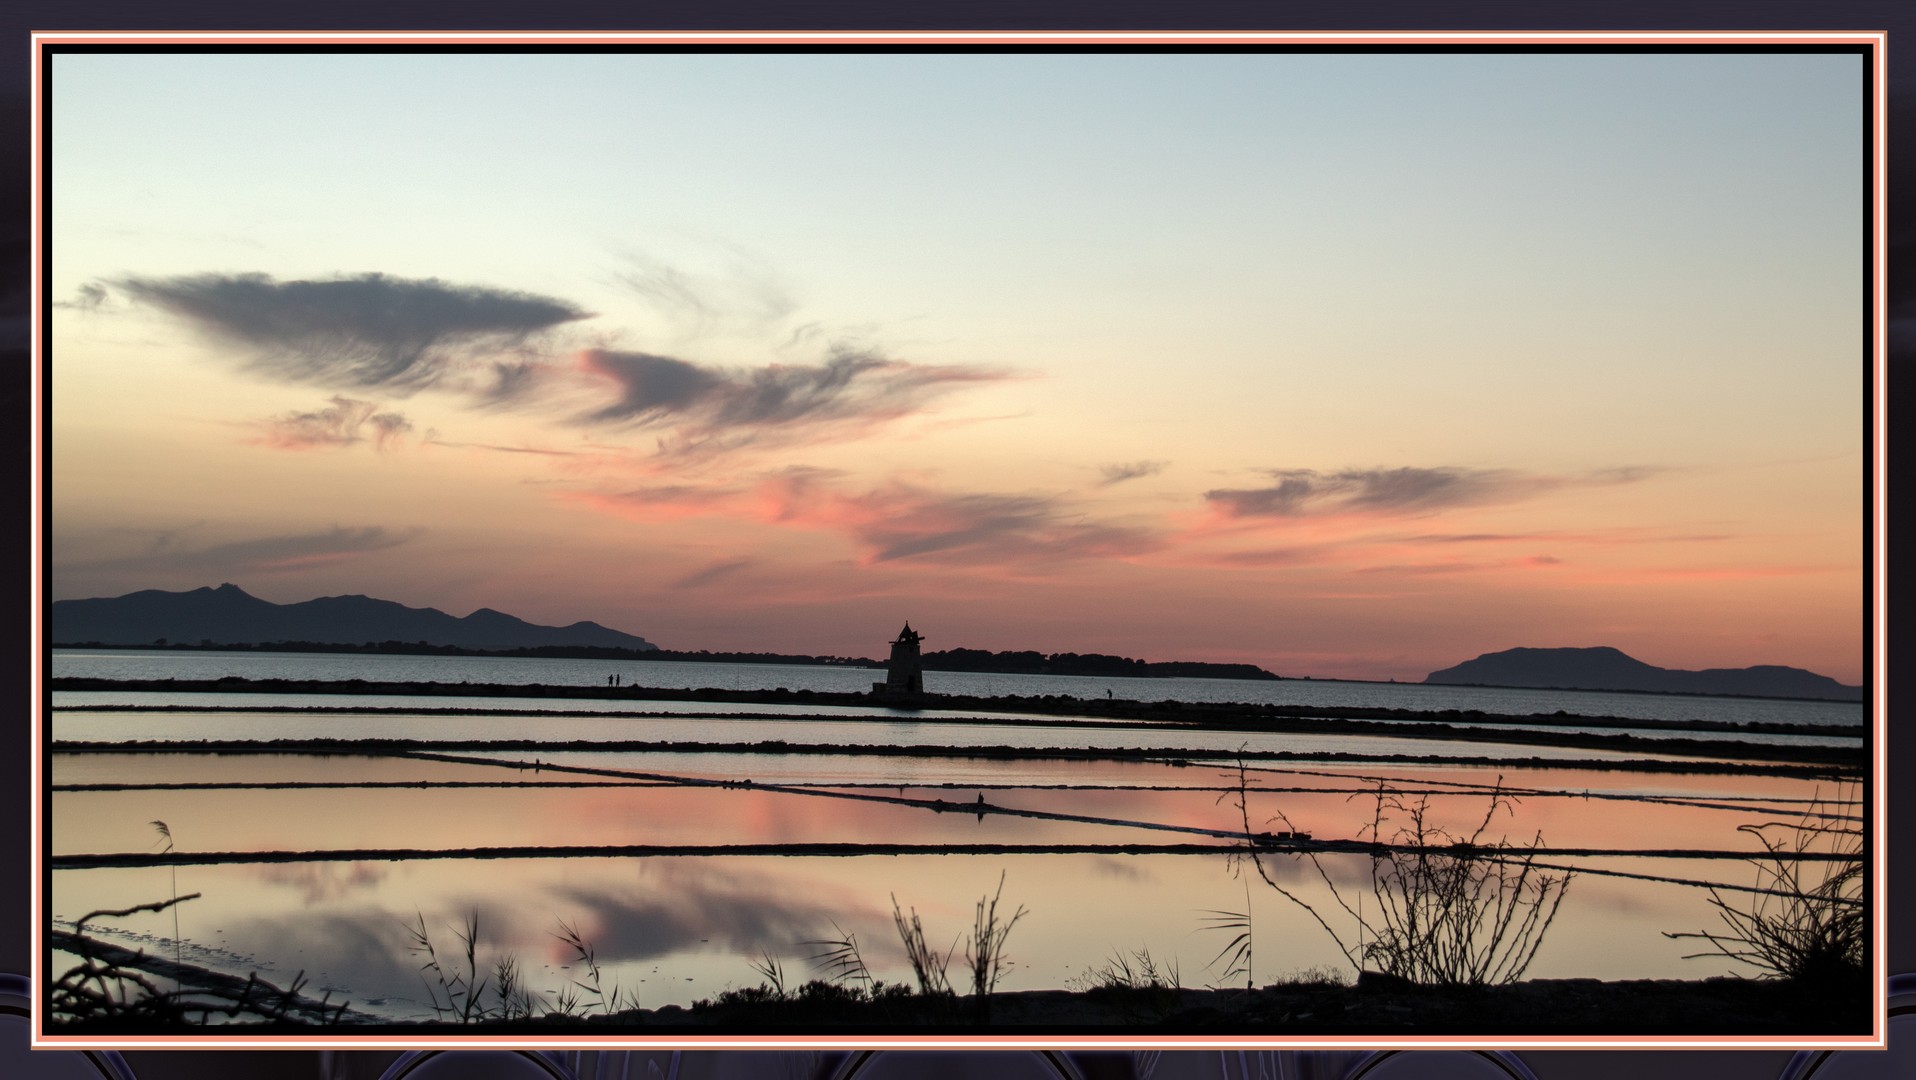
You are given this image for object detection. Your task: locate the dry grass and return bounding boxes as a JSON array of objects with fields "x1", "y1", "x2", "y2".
[
  {"x1": 1077, "y1": 947, "x2": 1182, "y2": 993},
  {"x1": 804, "y1": 921, "x2": 874, "y2": 989},
  {"x1": 875, "y1": 874, "x2": 1030, "y2": 1020},
  {"x1": 1664, "y1": 786, "x2": 1865, "y2": 987},
  {"x1": 890, "y1": 894, "x2": 957, "y2": 997},
  {"x1": 406, "y1": 912, "x2": 491, "y2": 1023},
  {"x1": 1224, "y1": 761, "x2": 1572, "y2": 988},
  {"x1": 964, "y1": 871, "x2": 1028, "y2": 997},
  {"x1": 554, "y1": 918, "x2": 634, "y2": 1017},
  {"x1": 1198, "y1": 887, "x2": 1255, "y2": 990}
]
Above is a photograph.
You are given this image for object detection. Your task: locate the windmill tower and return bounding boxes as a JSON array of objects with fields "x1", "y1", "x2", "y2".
[{"x1": 872, "y1": 622, "x2": 925, "y2": 697}]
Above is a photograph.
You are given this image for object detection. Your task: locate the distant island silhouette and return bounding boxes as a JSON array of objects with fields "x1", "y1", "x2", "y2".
[
  {"x1": 49, "y1": 585, "x2": 1280, "y2": 681},
  {"x1": 53, "y1": 587, "x2": 1858, "y2": 698},
  {"x1": 1424, "y1": 646, "x2": 1863, "y2": 703},
  {"x1": 50, "y1": 583, "x2": 660, "y2": 652}
]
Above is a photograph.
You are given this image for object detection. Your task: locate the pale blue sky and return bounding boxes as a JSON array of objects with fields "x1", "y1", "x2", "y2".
[{"x1": 54, "y1": 50, "x2": 1861, "y2": 445}]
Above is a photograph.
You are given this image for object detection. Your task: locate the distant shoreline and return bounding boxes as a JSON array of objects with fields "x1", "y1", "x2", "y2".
[
  {"x1": 1393, "y1": 677, "x2": 1865, "y2": 706},
  {"x1": 48, "y1": 642, "x2": 1867, "y2": 705},
  {"x1": 47, "y1": 640, "x2": 1279, "y2": 682}
]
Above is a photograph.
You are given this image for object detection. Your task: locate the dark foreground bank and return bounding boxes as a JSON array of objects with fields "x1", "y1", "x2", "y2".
[
  {"x1": 49, "y1": 975, "x2": 1870, "y2": 1037},
  {"x1": 653, "y1": 975, "x2": 1871, "y2": 1035}
]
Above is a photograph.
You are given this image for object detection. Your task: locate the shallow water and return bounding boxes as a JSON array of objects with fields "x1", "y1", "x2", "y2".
[
  {"x1": 51, "y1": 690, "x2": 1069, "y2": 723},
  {"x1": 50, "y1": 707, "x2": 1764, "y2": 766},
  {"x1": 48, "y1": 845, "x2": 1778, "y2": 1022},
  {"x1": 48, "y1": 729, "x2": 1854, "y2": 1021},
  {"x1": 51, "y1": 690, "x2": 1861, "y2": 753},
  {"x1": 52, "y1": 748, "x2": 1842, "y2": 866},
  {"x1": 51, "y1": 778, "x2": 1206, "y2": 857}
]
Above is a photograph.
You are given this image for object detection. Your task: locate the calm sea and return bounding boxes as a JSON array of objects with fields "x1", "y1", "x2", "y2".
[{"x1": 51, "y1": 648, "x2": 1864, "y2": 728}]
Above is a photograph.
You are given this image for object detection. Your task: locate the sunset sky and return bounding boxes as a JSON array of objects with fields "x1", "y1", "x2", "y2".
[{"x1": 46, "y1": 48, "x2": 1869, "y2": 682}]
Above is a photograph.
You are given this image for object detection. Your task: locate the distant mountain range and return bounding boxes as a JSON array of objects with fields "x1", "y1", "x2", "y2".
[
  {"x1": 1424, "y1": 646, "x2": 1862, "y2": 702},
  {"x1": 51, "y1": 583, "x2": 658, "y2": 652}
]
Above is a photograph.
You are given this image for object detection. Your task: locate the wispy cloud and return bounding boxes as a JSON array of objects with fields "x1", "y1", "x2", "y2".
[
  {"x1": 578, "y1": 350, "x2": 729, "y2": 423},
  {"x1": 576, "y1": 345, "x2": 1008, "y2": 454},
  {"x1": 424, "y1": 438, "x2": 584, "y2": 458},
  {"x1": 60, "y1": 525, "x2": 420, "y2": 578},
  {"x1": 56, "y1": 282, "x2": 109, "y2": 310},
  {"x1": 669, "y1": 557, "x2": 755, "y2": 590},
  {"x1": 1352, "y1": 560, "x2": 1506, "y2": 576},
  {"x1": 573, "y1": 482, "x2": 751, "y2": 521},
  {"x1": 760, "y1": 474, "x2": 1163, "y2": 567},
  {"x1": 1590, "y1": 563, "x2": 1853, "y2": 583},
  {"x1": 1395, "y1": 529, "x2": 1731, "y2": 546},
  {"x1": 111, "y1": 266, "x2": 1012, "y2": 466},
  {"x1": 1097, "y1": 460, "x2": 1168, "y2": 487},
  {"x1": 612, "y1": 249, "x2": 796, "y2": 338},
  {"x1": 252, "y1": 396, "x2": 413, "y2": 451},
  {"x1": 1202, "y1": 545, "x2": 1338, "y2": 567},
  {"x1": 1400, "y1": 532, "x2": 1558, "y2": 544},
  {"x1": 117, "y1": 271, "x2": 590, "y2": 395},
  {"x1": 576, "y1": 468, "x2": 1161, "y2": 569},
  {"x1": 1205, "y1": 465, "x2": 1660, "y2": 520},
  {"x1": 1207, "y1": 467, "x2": 1527, "y2": 517}
]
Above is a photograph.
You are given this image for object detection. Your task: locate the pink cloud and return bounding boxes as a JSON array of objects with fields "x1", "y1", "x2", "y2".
[
  {"x1": 1393, "y1": 529, "x2": 1732, "y2": 547},
  {"x1": 251, "y1": 396, "x2": 413, "y2": 451},
  {"x1": 1596, "y1": 564, "x2": 1853, "y2": 582},
  {"x1": 569, "y1": 468, "x2": 1163, "y2": 571},
  {"x1": 1204, "y1": 465, "x2": 1662, "y2": 522},
  {"x1": 1350, "y1": 561, "x2": 1495, "y2": 576},
  {"x1": 565, "y1": 483, "x2": 750, "y2": 522},
  {"x1": 669, "y1": 557, "x2": 756, "y2": 590},
  {"x1": 755, "y1": 476, "x2": 1163, "y2": 567},
  {"x1": 59, "y1": 525, "x2": 419, "y2": 579}
]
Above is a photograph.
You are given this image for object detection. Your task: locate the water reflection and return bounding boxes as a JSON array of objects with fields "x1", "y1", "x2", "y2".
[
  {"x1": 53, "y1": 750, "x2": 1844, "y2": 881},
  {"x1": 545, "y1": 860, "x2": 881, "y2": 962},
  {"x1": 255, "y1": 861, "x2": 392, "y2": 904},
  {"x1": 53, "y1": 781, "x2": 1215, "y2": 857},
  {"x1": 53, "y1": 751, "x2": 555, "y2": 787},
  {"x1": 51, "y1": 842, "x2": 1764, "y2": 1021}
]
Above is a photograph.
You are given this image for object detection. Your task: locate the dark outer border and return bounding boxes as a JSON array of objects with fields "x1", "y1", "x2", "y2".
[{"x1": 8, "y1": 4, "x2": 1905, "y2": 1079}]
